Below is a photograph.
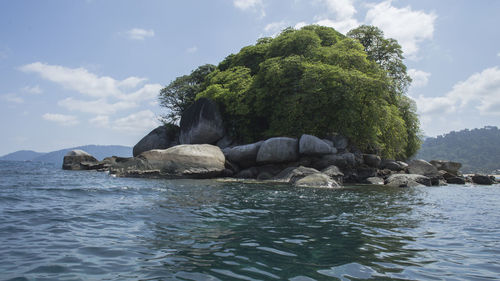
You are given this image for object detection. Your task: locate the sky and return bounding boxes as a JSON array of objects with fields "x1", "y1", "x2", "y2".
[{"x1": 1, "y1": 0, "x2": 499, "y2": 155}]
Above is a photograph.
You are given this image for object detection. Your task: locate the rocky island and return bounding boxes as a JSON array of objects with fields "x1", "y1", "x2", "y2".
[{"x1": 63, "y1": 25, "x2": 497, "y2": 187}]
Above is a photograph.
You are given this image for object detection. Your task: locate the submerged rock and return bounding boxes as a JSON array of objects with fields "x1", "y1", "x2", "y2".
[
  {"x1": 294, "y1": 173, "x2": 340, "y2": 188},
  {"x1": 62, "y1": 150, "x2": 100, "y2": 170},
  {"x1": 385, "y1": 174, "x2": 432, "y2": 187}
]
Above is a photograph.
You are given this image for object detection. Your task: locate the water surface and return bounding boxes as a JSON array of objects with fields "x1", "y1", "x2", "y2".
[{"x1": 1, "y1": 161, "x2": 499, "y2": 280}]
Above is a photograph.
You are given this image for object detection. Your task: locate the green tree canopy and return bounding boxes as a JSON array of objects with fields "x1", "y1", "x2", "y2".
[{"x1": 160, "y1": 25, "x2": 421, "y2": 159}]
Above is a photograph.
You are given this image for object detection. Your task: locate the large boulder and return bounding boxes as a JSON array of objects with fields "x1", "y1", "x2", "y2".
[
  {"x1": 385, "y1": 174, "x2": 432, "y2": 187},
  {"x1": 294, "y1": 173, "x2": 340, "y2": 188},
  {"x1": 133, "y1": 125, "x2": 179, "y2": 157},
  {"x1": 321, "y1": 165, "x2": 344, "y2": 183},
  {"x1": 299, "y1": 134, "x2": 334, "y2": 156},
  {"x1": 430, "y1": 160, "x2": 462, "y2": 175},
  {"x1": 315, "y1": 152, "x2": 355, "y2": 170},
  {"x1": 329, "y1": 134, "x2": 349, "y2": 150},
  {"x1": 110, "y1": 144, "x2": 225, "y2": 178},
  {"x1": 363, "y1": 154, "x2": 381, "y2": 168},
  {"x1": 471, "y1": 174, "x2": 495, "y2": 185},
  {"x1": 380, "y1": 159, "x2": 404, "y2": 171},
  {"x1": 179, "y1": 98, "x2": 224, "y2": 145},
  {"x1": 256, "y1": 137, "x2": 299, "y2": 164},
  {"x1": 272, "y1": 166, "x2": 320, "y2": 183},
  {"x1": 223, "y1": 141, "x2": 264, "y2": 168},
  {"x1": 62, "y1": 150, "x2": 100, "y2": 170},
  {"x1": 408, "y1": 159, "x2": 439, "y2": 177}
]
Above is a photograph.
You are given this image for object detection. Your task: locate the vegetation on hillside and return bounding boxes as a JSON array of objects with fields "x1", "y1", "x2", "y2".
[
  {"x1": 416, "y1": 126, "x2": 500, "y2": 173},
  {"x1": 159, "y1": 25, "x2": 421, "y2": 159}
]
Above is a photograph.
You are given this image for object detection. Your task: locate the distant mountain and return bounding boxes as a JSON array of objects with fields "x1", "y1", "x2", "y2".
[
  {"x1": 0, "y1": 145, "x2": 132, "y2": 166},
  {"x1": 0, "y1": 150, "x2": 45, "y2": 161},
  {"x1": 415, "y1": 126, "x2": 500, "y2": 173}
]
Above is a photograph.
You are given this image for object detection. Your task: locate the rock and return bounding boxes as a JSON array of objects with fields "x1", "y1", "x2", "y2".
[
  {"x1": 471, "y1": 174, "x2": 495, "y2": 185},
  {"x1": 299, "y1": 134, "x2": 333, "y2": 156},
  {"x1": 216, "y1": 135, "x2": 234, "y2": 149},
  {"x1": 235, "y1": 167, "x2": 259, "y2": 179},
  {"x1": 316, "y1": 152, "x2": 355, "y2": 170},
  {"x1": 408, "y1": 159, "x2": 439, "y2": 177},
  {"x1": 430, "y1": 160, "x2": 462, "y2": 175},
  {"x1": 363, "y1": 154, "x2": 381, "y2": 168},
  {"x1": 256, "y1": 137, "x2": 299, "y2": 164},
  {"x1": 223, "y1": 141, "x2": 264, "y2": 168},
  {"x1": 380, "y1": 160, "x2": 404, "y2": 171},
  {"x1": 110, "y1": 144, "x2": 225, "y2": 178},
  {"x1": 179, "y1": 98, "x2": 224, "y2": 145},
  {"x1": 446, "y1": 177, "x2": 466, "y2": 184},
  {"x1": 321, "y1": 165, "x2": 344, "y2": 183},
  {"x1": 62, "y1": 150, "x2": 99, "y2": 170},
  {"x1": 397, "y1": 161, "x2": 409, "y2": 169},
  {"x1": 385, "y1": 174, "x2": 432, "y2": 187},
  {"x1": 330, "y1": 134, "x2": 348, "y2": 150},
  {"x1": 272, "y1": 166, "x2": 320, "y2": 183},
  {"x1": 133, "y1": 125, "x2": 180, "y2": 157},
  {"x1": 294, "y1": 173, "x2": 340, "y2": 188},
  {"x1": 356, "y1": 165, "x2": 378, "y2": 180},
  {"x1": 365, "y1": 177, "x2": 384, "y2": 185}
]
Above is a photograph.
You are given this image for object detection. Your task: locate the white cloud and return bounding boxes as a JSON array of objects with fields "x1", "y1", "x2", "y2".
[
  {"x1": 58, "y1": 98, "x2": 137, "y2": 115},
  {"x1": 365, "y1": 0, "x2": 436, "y2": 59},
  {"x1": 124, "y1": 28, "x2": 155, "y2": 40},
  {"x1": 22, "y1": 85, "x2": 42, "y2": 94},
  {"x1": 497, "y1": 52, "x2": 500, "y2": 57},
  {"x1": 113, "y1": 110, "x2": 159, "y2": 133},
  {"x1": 264, "y1": 21, "x2": 289, "y2": 36},
  {"x1": 186, "y1": 46, "x2": 198, "y2": 53},
  {"x1": 408, "y1": 69, "x2": 431, "y2": 88},
  {"x1": 89, "y1": 115, "x2": 110, "y2": 128},
  {"x1": 311, "y1": 0, "x2": 360, "y2": 34},
  {"x1": 42, "y1": 113, "x2": 79, "y2": 126},
  {"x1": 413, "y1": 67, "x2": 500, "y2": 116},
  {"x1": 294, "y1": 22, "x2": 308, "y2": 29},
  {"x1": 233, "y1": 0, "x2": 265, "y2": 17},
  {"x1": 1, "y1": 93, "x2": 24, "y2": 104},
  {"x1": 20, "y1": 62, "x2": 162, "y2": 115}
]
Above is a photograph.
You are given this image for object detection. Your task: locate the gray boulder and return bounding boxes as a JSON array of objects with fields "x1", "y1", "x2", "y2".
[
  {"x1": 133, "y1": 125, "x2": 179, "y2": 157},
  {"x1": 316, "y1": 152, "x2": 355, "y2": 170},
  {"x1": 110, "y1": 144, "x2": 225, "y2": 178},
  {"x1": 471, "y1": 174, "x2": 495, "y2": 185},
  {"x1": 235, "y1": 167, "x2": 259, "y2": 179},
  {"x1": 256, "y1": 137, "x2": 299, "y2": 164},
  {"x1": 179, "y1": 98, "x2": 224, "y2": 145},
  {"x1": 62, "y1": 150, "x2": 100, "y2": 170},
  {"x1": 430, "y1": 160, "x2": 462, "y2": 175},
  {"x1": 294, "y1": 173, "x2": 340, "y2": 188},
  {"x1": 223, "y1": 141, "x2": 263, "y2": 168},
  {"x1": 408, "y1": 159, "x2": 439, "y2": 177},
  {"x1": 363, "y1": 154, "x2": 381, "y2": 168},
  {"x1": 299, "y1": 134, "x2": 334, "y2": 156},
  {"x1": 272, "y1": 166, "x2": 320, "y2": 183},
  {"x1": 365, "y1": 177, "x2": 384, "y2": 185},
  {"x1": 380, "y1": 160, "x2": 404, "y2": 171},
  {"x1": 321, "y1": 165, "x2": 344, "y2": 183},
  {"x1": 385, "y1": 174, "x2": 432, "y2": 187},
  {"x1": 330, "y1": 134, "x2": 349, "y2": 150}
]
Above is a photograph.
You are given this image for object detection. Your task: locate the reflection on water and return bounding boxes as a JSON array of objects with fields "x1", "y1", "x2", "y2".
[{"x1": 1, "y1": 161, "x2": 499, "y2": 280}]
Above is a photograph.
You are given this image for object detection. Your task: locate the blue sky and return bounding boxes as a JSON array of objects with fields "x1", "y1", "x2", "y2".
[{"x1": 1, "y1": 0, "x2": 499, "y2": 155}]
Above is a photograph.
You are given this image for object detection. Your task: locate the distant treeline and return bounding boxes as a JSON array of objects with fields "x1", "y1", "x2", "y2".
[{"x1": 415, "y1": 126, "x2": 500, "y2": 173}]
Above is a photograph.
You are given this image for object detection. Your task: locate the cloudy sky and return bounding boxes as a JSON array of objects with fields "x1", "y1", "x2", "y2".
[{"x1": 1, "y1": 0, "x2": 499, "y2": 155}]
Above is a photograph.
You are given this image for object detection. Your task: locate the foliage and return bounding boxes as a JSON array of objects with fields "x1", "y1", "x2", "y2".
[
  {"x1": 158, "y1": 64, "x2": 216, "y2": 123},
  {"x1": 415, "y1": 126, "x2": 500, "y2": 173},
  {"x1": 160, "y1": 25, "x2": 422, "y2": 159}
]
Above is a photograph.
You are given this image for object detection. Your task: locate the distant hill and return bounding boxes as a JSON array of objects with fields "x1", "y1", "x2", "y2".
[
  {"x1": 415, "y1": 126, "x2": 500, "y2": 173},
  {"x1": 0, "y1": 150, "x2": 45, "y2": 161},
  {"x1": 0, "y1": 145, "x2": 132, "y2": 166}
]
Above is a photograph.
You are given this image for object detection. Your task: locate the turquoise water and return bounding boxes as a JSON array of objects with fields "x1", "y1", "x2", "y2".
[{"x1": 1, "y1": 161, "x2": 499, "y2": 280}]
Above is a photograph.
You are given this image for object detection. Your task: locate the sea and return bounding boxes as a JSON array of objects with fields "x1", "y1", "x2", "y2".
[{"x1": 1, "y1": 160, "x2": 499, "y2": 281}]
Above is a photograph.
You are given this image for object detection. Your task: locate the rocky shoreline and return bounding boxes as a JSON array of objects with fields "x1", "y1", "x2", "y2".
[{"x1": 62, "y1": 98, "x2": 498, "y2": 187}]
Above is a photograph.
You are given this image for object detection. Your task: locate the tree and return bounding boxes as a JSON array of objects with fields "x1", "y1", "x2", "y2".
[{"x1": 158, "y1": 64, "x2": 215, "y2": 123}]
